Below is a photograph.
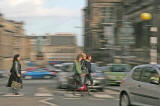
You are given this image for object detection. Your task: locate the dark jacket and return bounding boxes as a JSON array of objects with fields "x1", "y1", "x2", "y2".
[
  {"x1": 86, "y1": 61, "x2": 92, "y2": 74},
  {"x1": 7, "y1": 60, "x2": 22, "y2": 88}
]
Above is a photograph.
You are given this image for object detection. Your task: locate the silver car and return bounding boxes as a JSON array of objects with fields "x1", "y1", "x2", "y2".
[{"x1": 120, "y1": 64, "x2": 160, "y2": 106}]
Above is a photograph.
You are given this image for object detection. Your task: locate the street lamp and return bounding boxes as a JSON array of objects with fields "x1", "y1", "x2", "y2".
[
  {"x1": 140, "y1": 13, "x2": 152, "y2": 21},
  {"x1": 140, "y1": 12, "x2": 157, "y2": 64}
]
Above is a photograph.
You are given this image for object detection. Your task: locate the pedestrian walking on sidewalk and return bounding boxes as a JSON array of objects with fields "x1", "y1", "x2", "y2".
[{"x1": 7, "y1": 54, "x2": 23, "y2": 95}]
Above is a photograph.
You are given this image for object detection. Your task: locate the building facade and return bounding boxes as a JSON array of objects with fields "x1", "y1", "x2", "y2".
[
  {"x1": 42, "y1": 33, "x2": 81, "y2": 63},
  {"x1": 84, "y1": 0, "x2": 122, "y2": 65},
  {"x1": 0, "y1": 14, "x2": 31, "y2": 70},
  {"x1": 121, "y1": 0, "x2": 160, "y2": 65},
  {"x1": 29, "y1": 33, "x2": 82, "y2": 66}
]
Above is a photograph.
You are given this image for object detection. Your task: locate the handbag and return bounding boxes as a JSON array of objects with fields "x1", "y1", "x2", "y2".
[{"x1": 11, "y1": 81, "x2": 21, "y2": 89}]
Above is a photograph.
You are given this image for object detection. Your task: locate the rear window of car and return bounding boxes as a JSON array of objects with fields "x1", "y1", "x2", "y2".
[{"x1": 109, "y1": 65, "x2": 130, "y2": 72}]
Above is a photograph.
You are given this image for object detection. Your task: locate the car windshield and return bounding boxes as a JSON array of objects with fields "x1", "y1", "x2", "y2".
[{"x1": 109, "y1": 65, "x2": 130, "y2": 72}]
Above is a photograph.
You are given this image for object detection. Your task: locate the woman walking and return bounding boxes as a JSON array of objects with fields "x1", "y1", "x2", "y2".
[
  {"x1": 73, "y1": 55, "x2": 84, "y2": 95},
  {"x1": 7, "y1": 54, "x2": 23, "y2": 95}
]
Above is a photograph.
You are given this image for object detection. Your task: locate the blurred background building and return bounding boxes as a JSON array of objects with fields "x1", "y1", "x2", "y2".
[
  {"x1": 84, "y1": 0, "x2": 160, "y2": 66},
  {"x1": 0, "y1": 13, "x2": 82, "y2": 70},
  {"x1": 83, "y1": 0, "x2": 122, "y2": 65},
  {"x1": 29, "y1": 33, "x2": 82, "y2": 67},
  {"x1": 0, "y1": 14, "x2": 31, "y2": 70},
  {"x1": 122, "y1": 0, "x2": 160, "y2": 66}
]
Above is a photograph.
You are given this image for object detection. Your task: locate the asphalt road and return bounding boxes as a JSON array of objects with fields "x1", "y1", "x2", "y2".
[{"x1": 0, "y1": 77, "x2": 120, "y2": 106}]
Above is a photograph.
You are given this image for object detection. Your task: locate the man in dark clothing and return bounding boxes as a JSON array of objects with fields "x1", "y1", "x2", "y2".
[{"x1": 84, "y1": 55, "x2": 93, "y2": 86}]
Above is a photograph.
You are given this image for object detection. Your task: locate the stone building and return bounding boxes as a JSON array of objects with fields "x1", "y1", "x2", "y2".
[
  {"x1": 121, "y1": 0, "x2": 160, "y2": 65},
  {"x1": 84, "y1": 0, "x2": 122, "y2": 64},
  {"x1": 0, "y1": 14, "x2": 31, "y2": 70},
  {"x1": 29, "y1": 33, "x2": 82, "y2": 66},
  {"x1": 42, "y1": 33, "x2": 81, "y2": 63}
]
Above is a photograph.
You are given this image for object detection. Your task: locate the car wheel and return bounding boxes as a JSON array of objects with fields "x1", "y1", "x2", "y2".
[{"x1": 120, "y1": 93, "x2": 131, "y2": 106}]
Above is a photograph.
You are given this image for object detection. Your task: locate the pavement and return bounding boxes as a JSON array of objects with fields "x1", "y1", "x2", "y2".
[
  {"x1": 105, "y1": 86, "x2": 121, "y2": 92},
  {"x1": 0, "y1": 78, "x2": 120, "y2": 106},
  {"x1": 0, "y1": 97, "x2": 47, "y2": 106}
]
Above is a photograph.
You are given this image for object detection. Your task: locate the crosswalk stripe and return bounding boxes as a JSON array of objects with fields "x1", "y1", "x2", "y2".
[
  {"x1": 93, "y1": 93, "x2": 114, "y2": 99},
  {"x1": 64, "y1": 97, "x2": 81, "y2": 100},
  {"x1": 34, "y1": 93, "x2": 53, "y2": 97},
  {"x1": 89, "y1": 97, "x2": 106, "y2": 101},
  {"x1": 3, "y1": 93, "x2": 24, "y2": 97}
]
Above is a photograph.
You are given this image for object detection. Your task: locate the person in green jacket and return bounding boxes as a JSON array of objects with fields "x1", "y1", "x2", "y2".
[{"x1": 73, "y1": 55, "x2": 83, "y2": 86}]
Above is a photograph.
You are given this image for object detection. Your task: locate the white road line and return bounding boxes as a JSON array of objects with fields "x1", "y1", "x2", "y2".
[
  {"x1": 34, "y1": 93, "x2": 53, "y2": 97},
  {"x1": 89, "y1": 97, "x2": 106, "y2": 101},
  {"x1": 64, "y1": 97, "x2": 81, "y2": 100},
  {"x1": 39, "y1": 98, "x2": 59, "y2": 106},
  {"x1": 93, "y1": 93, "x2": 114, "y2": 99},
  {"x1": 3, "y1": 93, "x2": 24, "y2": 97},
  {"x1": 35, "y1": 87, "x2": 54, "y2": 97}
]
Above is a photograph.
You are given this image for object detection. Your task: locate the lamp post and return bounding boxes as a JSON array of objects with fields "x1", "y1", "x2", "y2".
[{"x1": 140, "y1": 12, "x2": 157, "y2": 64}]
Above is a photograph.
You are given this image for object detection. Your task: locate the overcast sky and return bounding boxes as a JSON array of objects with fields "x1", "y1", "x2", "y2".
[{"x1": 0, "y1": 0, "x2": 85, "y2": 46}]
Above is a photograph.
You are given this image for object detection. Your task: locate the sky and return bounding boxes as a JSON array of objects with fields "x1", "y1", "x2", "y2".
[{"x1": 0, "y1": 0, "x2": 86, "y2": 46}]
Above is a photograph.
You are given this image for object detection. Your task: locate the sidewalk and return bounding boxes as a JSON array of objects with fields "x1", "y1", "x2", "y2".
[{"x1": 0, "y1": 97, "x2": 47, "y2": 106}]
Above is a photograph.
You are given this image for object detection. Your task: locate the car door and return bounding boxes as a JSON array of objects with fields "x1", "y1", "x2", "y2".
[
  {"x1": 129, "y1": 67, "x2": 144, "y2": 104},
  {"x1": 138, "y1": 67, "x2": 160, "y2": 106}
]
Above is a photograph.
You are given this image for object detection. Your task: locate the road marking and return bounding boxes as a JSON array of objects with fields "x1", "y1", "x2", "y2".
[
  {"x1": 35, "y1": 87, "x2": 54, "y2": 97},
  {"x1": 39, "y1": 98, "x2": 59, "y2": 106},
  {"x1": 3, "y1": 93, "x2": 24, "y2": 97},
  {"x1": 34, "y1": 93, "x2": 53, "y2": 97},
  {"x1": 93, "y1": 93, "x2": 114, "y2": 99},
  {"x1": 89, "y1": 97, "x2": 106, "y2": 101},
  {"x1": 64, "y1": 97, "x2": 81, "y2": 100}
]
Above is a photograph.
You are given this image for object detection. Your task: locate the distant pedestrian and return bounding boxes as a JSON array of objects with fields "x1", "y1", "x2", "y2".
[{"x1": 7, "y1": 54, "x2": 23, "y2": 95}]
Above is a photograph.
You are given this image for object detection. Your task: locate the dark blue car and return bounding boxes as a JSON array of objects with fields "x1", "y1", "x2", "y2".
[{"x1": 23, "y1": 69, "x2": 54, "y2": 79}]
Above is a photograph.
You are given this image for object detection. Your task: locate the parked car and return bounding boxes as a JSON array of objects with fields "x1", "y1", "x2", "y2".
[
  {"x1": 104, "y1": 64, "x2": 131, "y2": 85},
  {"x1": 22, "y1": 68, "x2": 54, "y2": 79},
  {"x1": 56, "y1": 63, "x2": 73, "y2": 88},
  {"x1": 120, "y1": 64, "x2": 160, "y2": 106},
  {"x1": 67, "y1": 63, "x2": 105, "y2": 91}
]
